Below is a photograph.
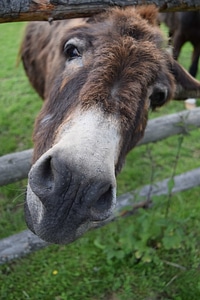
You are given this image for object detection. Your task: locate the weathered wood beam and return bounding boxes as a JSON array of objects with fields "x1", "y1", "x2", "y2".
[
  {"x1": 0, "y1": 149, "x2": 33, "y2": 186},
  {"x1": 1, "y1": 166, "x2": 200, "y2": 264},
  {"x1": 0, "y1": 108, "x2": 200, "y2": 187},
  {"x1": 138, "y1": 107, "x2": 200, "y2": 146},
  {"x1": 0, "y1": 0, "x2": 200, "y2": 23}
]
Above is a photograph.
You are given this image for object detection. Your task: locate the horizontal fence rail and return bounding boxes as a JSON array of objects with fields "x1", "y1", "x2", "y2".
[
  {"x1": 1, "y1": 108, "x2": 200, "y2": 187},
  {"x1": 0, "y1": 108, "x2": 200, "y2": 263},
  {"x1": 1, "y1": 166, "x2": 200, "y2": 264},
  {"x1": 1, "y1": 0, "x2": 200, "y2": 23}
]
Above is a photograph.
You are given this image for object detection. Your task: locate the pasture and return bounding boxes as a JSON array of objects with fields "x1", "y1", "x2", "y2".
[{"x1": 0, "y1": 21, "x2": 200, "y2": 300}]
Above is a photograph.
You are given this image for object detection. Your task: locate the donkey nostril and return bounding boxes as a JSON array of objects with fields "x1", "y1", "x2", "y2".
[
  {"x1": 92, "y1": 185, "x2": 114, "y2": 216},
  {"x1": 29, "y1": 155, "x2": 54, "y2": 197},
  {"x1": 38, "y1": 156, "x2": 54, "y2": 188}
]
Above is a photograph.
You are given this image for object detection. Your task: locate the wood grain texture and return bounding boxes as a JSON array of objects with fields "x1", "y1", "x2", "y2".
[{"x1": 0, "y1": 0, "x2": 200, "y2": 23}]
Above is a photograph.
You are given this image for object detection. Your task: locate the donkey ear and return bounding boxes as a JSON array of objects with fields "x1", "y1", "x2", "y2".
[
  {"x1": 136, "y1": 5, "x2": 159, "y2": 26},
  {"x1": 172, "y1": 60, "x2": 200, "y2": 100}
]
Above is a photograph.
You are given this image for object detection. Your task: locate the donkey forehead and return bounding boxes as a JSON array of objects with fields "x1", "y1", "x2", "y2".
[
  {"x1": 58, "y1": 11, "x2": 166, "y2": 85},
  {"x1": 61, "y1": 13, "x2": 162, "y2": 48},
  {"x1": 59, "y1": 30, "x2": 166, "y2": 101},
  {"x1": 54, "y1": 14, "x2": 171, "y2": 120},
  {"x1": 43, "y1": 8, "x2": 172, "y2": 125},
  {"x1": 59, "y1": 23, "x2": 165, "y2": 83}
]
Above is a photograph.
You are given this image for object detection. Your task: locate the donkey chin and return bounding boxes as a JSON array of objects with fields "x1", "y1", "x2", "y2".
[{"x1": 25, "y1": 110, "x2": 120, "y2": 244}]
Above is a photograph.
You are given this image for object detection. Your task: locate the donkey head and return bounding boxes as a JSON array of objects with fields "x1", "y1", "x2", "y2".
[{"x1": 21, "y1": 5, "x2": 200, "y2": 244}]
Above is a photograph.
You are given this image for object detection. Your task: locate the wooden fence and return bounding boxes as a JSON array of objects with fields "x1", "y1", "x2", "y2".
[
  {"x1": 1, "y1": 0, "x2": 200, "y2": 23},
  {"x1": 1, "y1": 108, "x2": 200, "y2": 264},
  {"x1": 0, "y1": 0, "x2": 200, "y2": 264}
]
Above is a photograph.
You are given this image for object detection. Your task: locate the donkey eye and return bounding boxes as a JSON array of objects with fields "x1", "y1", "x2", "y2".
[
  {"x1": 149, "y1": 85, "x2": 168, "y2": 110},
  {"x1": 64, "y1": 43, "x2": 81, "y2": 60}
]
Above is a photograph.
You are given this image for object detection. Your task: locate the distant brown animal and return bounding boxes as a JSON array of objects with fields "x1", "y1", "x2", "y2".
[
  {"x1": 159, "y1": 11, "x2": 200, "y2": 77},
  {"x1": 21, "y1": 5, "x2": 200, "y2": 244}
]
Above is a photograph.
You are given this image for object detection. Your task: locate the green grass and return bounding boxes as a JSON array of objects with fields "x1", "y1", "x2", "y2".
[{"x1": 0, "y1": 22, "x2": 200, "y2": 300}]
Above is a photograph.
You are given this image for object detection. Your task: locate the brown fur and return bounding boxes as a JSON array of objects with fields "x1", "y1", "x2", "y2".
[
  {"x1": 21, "y1": 5, "x2": 200, "y2": 244},
  {"x1": 21, "y1": 5, "x2": 175, "y2": 171}
]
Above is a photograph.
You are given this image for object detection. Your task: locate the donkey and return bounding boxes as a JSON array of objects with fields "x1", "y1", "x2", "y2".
[
  {"x1": 159, "y1": 11, "x2": 200, "y2": 77},
  {"x1": 21, "y1": 5, "x2": 200, "y2": 244}
]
